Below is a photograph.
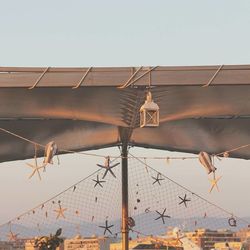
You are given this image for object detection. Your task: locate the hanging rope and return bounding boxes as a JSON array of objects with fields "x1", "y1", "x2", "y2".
[{"x1": 0, "y1": 127, "x2": 250, "y2": 161}]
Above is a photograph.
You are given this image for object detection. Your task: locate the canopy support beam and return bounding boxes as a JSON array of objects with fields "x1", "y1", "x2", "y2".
[{"x1": 121, "y1": 142, "x2": 129, "y2": 250}]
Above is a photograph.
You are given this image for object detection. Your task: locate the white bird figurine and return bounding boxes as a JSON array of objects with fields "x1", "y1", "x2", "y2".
[
  {"x1": 43, "y1": 141, "x2": 58, "y2": 165},
  {"x1": 198, "y1": 151, "x2": 216, "y2": 174}
]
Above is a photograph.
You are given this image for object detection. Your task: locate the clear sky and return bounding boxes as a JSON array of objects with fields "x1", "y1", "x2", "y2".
[{"x1": 0, "y1": 0, "x2": 250, "y2": 224}]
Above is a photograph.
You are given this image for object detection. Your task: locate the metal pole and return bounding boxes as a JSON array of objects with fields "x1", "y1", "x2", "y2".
[{"x1": 121, "y1": 143, "x2": 129, "y2": 250}]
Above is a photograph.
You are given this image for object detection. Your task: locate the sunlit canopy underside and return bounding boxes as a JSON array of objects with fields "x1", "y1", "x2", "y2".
[{"x1": 0, "y1": 65, "x2": 250, "y2": 162}]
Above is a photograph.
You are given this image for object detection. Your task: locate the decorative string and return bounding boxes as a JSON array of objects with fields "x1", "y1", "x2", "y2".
[
  {"x1": 129, "y1": 152, "x2": 250, "y2": 226},
  {"x1": 0, "y1": 154, "x2": 249, "y2": 242},
  {"x1": 0, "y1": 127, "x2": 197, "y2": 161},
  {"x1": 0, "y1": 127, "x2": 250, "y2": 162},
  {"x1": 0, "y1": 154, "x2": 249, "y2": 240}
]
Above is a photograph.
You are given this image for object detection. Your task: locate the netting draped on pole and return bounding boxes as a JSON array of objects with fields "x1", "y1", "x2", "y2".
[{"x1": 0, "y1": 155, "x2": 249, "y2": 241}]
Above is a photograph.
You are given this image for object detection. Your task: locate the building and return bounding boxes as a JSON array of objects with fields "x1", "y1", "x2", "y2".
[
  {"x1": 166, "y1": 228, "x2": 201, "y2": 250},
  {"x1": 133, "y1": 243, "x2": 183, "y2": 250},
  {"x1": 0, "y1": 240, "x2": 25, "y2": 250},
  {"x1": 236, "y1": 227, "x2": 250, "y2": 242},
  {"x1": 214, "y1": 241, "x2": 243, "y2": 250},
  {"x1": 111, "y1": 237, "x2": 185, "y2": 250},
  {"x1": 185, "y1": 228, "x2": 241, "y2": 250},
  {"x1": 25, "y1": 239, "x2": 63, "y2": 250},
  {"x1": 0, "y1": 241, "x2": 13, "y2": 250},
  {"x1": 111, "y1": 226, "x2": 202, "y2": 250},
  {"x1": 64, "y1": 235, "x2": 113, "y2": 250}
]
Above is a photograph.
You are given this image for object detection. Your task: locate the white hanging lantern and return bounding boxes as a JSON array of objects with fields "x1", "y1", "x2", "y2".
[{"x1": 140, "y1": 91, "x2": 159, "y2": 128}]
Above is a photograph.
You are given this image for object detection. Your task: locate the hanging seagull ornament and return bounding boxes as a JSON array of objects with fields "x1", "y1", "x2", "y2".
[
  {"x1": 43, "y1": 141, "x2": 58, "y2": 165},
  {"x1": 198, "y1": 151, "x2": 216, "y2": 174},
  {"x1": 97, "y1": 156, "x2": 120, "y2": 179}
]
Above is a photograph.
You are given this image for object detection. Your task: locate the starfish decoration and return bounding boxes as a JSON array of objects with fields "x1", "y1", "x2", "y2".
[
  {"x1": 7, "y1": 231, "x2": 19, "y2": 241},
  {"x1": 99, "y1": 220, "x2": 114, "y2": 235},
  {"x1": 155, "y1": 208, "x2": 171, "y2": 224},
  {"x1": 92, "y1": 175, "x2": 106, "y2": 188},
  {"x1": 53, "y1": 204, "x2": 67, "y2": 219},
  {"x1": 127, "y1": 217, "x2": 135, "y2": 228},
  {"x1": 26, "y1": 157, "x2": 46, "y2": 180},
  {"x1": 175, "y1": 238, "x2": 183, "y2": 246},
  {"x1": 97, "y1": 156, "x2": 120, "y2": 179},
  {"x1": 152, "y1": 173, "x2": 164, "y2": 185},
  {"x1": 228, "y1": 216, "x2": 237, "y2": 227},
  {"x1": 26, "y1": 145, "x2": 46, "y2": 180},
  {"x1": 209, "y1": 176, "x2": 222, "y2": 193},
  {"x1": 178, "y1": 194, "x2": 191, "y2": 208}
]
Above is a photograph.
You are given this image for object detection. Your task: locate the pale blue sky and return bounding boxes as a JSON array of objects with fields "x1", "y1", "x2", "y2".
[{"x1": 0, "y1": 0, "x2": 250, "y2": 224}]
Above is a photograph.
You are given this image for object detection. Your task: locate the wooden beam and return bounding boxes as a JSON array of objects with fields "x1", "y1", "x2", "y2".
[{"x1": 1, "y1": 65, "x2": 250, "y2": 87}]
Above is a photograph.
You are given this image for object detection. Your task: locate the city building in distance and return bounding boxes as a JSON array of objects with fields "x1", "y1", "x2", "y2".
[{"x1": 64, "y1": 235, "x2": 115, "y2": 250}]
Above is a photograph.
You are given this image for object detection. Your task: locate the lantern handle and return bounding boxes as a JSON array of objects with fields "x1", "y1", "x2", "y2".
[{"x1": 146, "y1": 91, "x2": 152, "y2": 102}]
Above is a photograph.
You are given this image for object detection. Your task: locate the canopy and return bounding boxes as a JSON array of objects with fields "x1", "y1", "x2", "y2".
[{"x1": 0, "y1": 65, "x2": 250, "y2": 162}]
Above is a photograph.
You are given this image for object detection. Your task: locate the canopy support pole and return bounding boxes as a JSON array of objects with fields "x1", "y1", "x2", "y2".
[{"x1": 121, "y1": 142, "x2": 129, "y2": 250}]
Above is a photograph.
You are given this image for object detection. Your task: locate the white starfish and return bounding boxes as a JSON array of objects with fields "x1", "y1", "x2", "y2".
[
  {"x1": 26, "y1": 158, "x2": 46, "y2": 180},
  {"x1": 209, "y1": 176, "x2": 222, "y2": 193},
  {"x1": 54, "y1": 204, "x2": 67, "y2": 219}
]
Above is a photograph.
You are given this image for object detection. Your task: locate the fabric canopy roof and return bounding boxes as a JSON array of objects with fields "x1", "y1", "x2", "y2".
[{"x1": 0, "y1": 65, "x2": 250, "y2": 162}]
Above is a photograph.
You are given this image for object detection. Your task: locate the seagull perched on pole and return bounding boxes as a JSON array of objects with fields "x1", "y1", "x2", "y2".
[{"x1": 97, "y1": 156, "x2": 120, "y2": 179}]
